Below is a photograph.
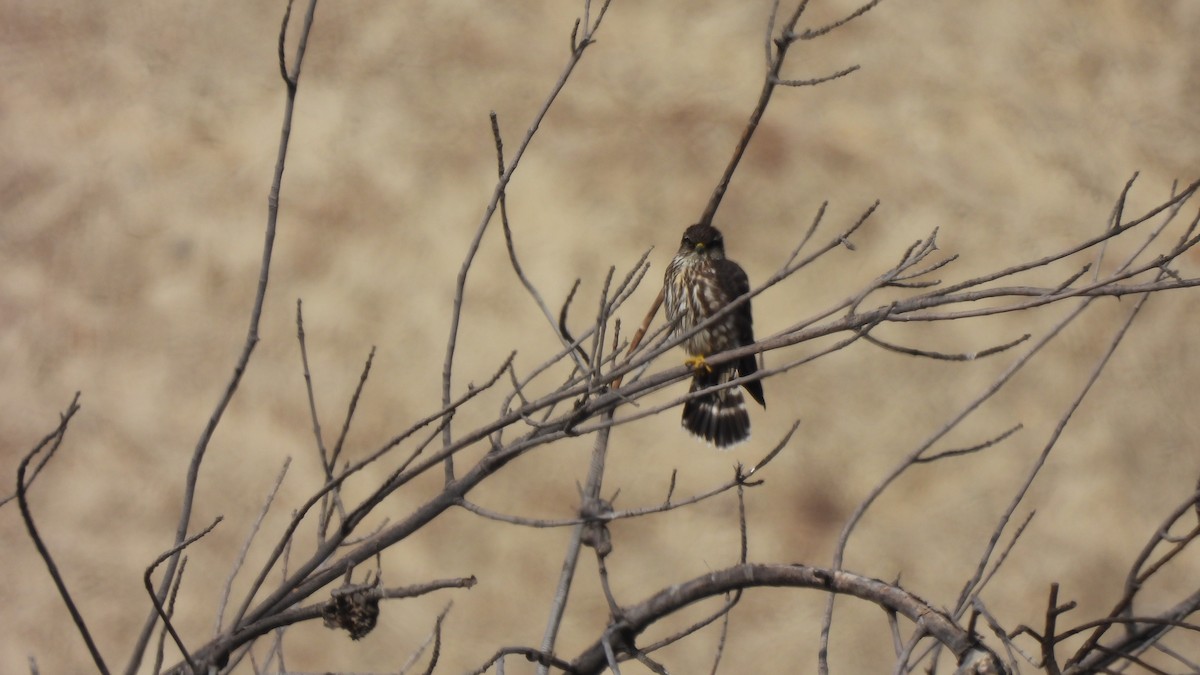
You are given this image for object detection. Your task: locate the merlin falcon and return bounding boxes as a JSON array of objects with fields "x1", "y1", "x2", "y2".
[{"x1": 664, "y1": 223, "x2": 765, "y2": 448}]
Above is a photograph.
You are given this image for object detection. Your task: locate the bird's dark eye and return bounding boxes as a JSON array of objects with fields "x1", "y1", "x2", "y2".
[{"x1": 682, "y1": 236, "x2": 692, "y2": 247}]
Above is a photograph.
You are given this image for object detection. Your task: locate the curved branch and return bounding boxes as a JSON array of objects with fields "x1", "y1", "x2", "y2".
[{"x1": 567, "y1": 563, "x2": 1005, "y2": 675}]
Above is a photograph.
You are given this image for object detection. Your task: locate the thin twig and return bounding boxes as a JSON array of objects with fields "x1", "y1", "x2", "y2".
[
  {"x1": 916, "y1": 424, "x2": 1022, "y2": 464},
  {"x1": 419, "y1": 602, "x2": 451, "y2": 675},
  {"x1": 328, "y1": 345, "x2": 376, "y2": 474},
  {"x1": 319, "y1": 346, "x2": 375, "y2": 537},
  {"x1": 215, "y1": 457, "x2": 292, "y2": 634},
  {"x1": 707, "y1": 482, "x2": 749, "y2": 675},
  {"x1": 296, "y1": 299, "x2": 330, "y2": 478},
  {"x1": 799, "y1": 0, "x2": 885, "y2": 39},
  {"x1": 959, "y1": 509, "x2": 1037, "y2": 616},
  {"x1": 864, "y1": 332, "x2": 1030, "y2": 362},
  {"x1": 16, "y1": 395, "x2": 108, "y2": 675},
  {"x1": 399, "y1": 603, "x2": 454, "y2": 675},
  {"x1": 152, "y1": 556, "x2": 189, "y2": 675}
]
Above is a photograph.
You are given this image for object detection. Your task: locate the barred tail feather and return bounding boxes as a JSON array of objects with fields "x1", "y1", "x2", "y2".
[{"x1": 682, "y1": 370, "x2": 750, "y2": 449}]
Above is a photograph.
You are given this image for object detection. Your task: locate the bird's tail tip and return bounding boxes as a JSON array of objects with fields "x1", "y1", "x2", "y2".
[{"x1": 682, "y1": 388, "x2": 750, "y2": 449}]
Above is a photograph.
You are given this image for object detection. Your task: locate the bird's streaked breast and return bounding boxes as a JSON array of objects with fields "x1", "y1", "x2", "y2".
[{"x1": 664, "y1": 255, "x2": 735, "y2": 356}]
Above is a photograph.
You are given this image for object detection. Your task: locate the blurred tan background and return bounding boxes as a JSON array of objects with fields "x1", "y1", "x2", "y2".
[{"x1": 3, "y1": 1, "x2": 1199, "y2": 672}]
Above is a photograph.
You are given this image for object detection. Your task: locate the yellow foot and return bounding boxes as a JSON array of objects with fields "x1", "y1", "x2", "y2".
[{"x1": 684, "y1": 354, "x2": 712, "y2": 374}]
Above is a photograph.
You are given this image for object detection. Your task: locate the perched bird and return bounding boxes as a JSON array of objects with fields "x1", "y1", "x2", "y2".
[{"x1": 663, "y1": 223, "x2": 765, "y2": 448}]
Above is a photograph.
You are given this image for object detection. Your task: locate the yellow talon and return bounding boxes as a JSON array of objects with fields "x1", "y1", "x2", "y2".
[{"x1": 684, "y1": 354, "x2": 712, "y2": 374}]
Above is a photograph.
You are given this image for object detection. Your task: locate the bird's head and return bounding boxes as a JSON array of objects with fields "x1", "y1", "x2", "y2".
[{"x1": 678, "y1": 223, "x2": 726, "y2": 260}]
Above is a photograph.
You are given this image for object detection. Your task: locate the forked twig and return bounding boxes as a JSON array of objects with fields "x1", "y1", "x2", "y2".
[
  {"x1": 151, "y1": 557, "x2": 189, "y2": 675},
  {"x1": 699, "y1": 0, "x2": 880, "y2": 226},
  {"x1": 16, "y1": 395, "x2": 107, "y2": 674},
  {"x1": 143, "y1": 517, "x2": 223, "y2": 673}
]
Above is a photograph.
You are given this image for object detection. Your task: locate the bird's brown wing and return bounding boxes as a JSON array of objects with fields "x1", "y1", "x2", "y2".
[{"x1": 714, "y1": 259, "x2": 764, "y2": 407}]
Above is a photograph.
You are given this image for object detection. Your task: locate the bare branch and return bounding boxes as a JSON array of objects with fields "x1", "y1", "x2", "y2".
[{"x1": 126, "y1": 3, "x2": 321, "y2": 671}]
